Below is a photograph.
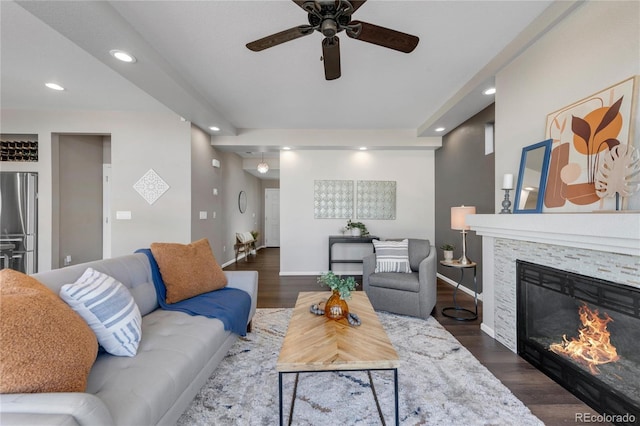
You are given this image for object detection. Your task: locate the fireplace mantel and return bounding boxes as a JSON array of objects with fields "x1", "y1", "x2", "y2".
[{"x1": 467, "y1": 213, "x2": 640, "y2": 256}]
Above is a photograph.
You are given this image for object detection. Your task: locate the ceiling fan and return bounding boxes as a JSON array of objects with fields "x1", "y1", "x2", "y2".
[{"x1": 246, "y1": 0, "x2": 419, "y2": 80}]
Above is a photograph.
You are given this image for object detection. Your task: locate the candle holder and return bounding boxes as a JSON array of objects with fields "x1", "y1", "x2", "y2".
[{"x1": 500, "y1": 189, "x2": 512, "y2": 214}]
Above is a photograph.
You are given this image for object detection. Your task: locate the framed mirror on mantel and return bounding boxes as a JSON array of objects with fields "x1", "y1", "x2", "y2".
[{"x1": 514, "y1": 139, "x2": 553, "y2": 213}]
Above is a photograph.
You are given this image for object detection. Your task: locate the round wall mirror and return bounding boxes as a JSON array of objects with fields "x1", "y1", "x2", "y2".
[{"x1": 238, "y1": 190, "x2": 247, "y2": 213}]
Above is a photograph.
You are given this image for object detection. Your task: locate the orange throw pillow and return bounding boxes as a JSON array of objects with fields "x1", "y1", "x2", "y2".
[
  {"x1": 0, "y1": 269, "x2": 98, "y2": 393},
  {"x1": 150, "y1": 238, "x2": 227, "y2": 304}
]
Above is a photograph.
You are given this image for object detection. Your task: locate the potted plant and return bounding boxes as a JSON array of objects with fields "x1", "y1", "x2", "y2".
[
  {"x1": 317, "y1": 271, "x2": 359, "y2": 320},
  {"x1": 345, "y1": 219, "x2": 369, "y2": 237},
  {"x1": 249, "y1": 230, "x2": 259, "y2": 255},
  {"x1": 440, "y1": 243, "x2": 455, "y2": 262}
]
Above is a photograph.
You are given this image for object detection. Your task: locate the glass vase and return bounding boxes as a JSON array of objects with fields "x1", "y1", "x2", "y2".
[{"x1": 325, "y1": 290, "x2": 349, "y2": 320}]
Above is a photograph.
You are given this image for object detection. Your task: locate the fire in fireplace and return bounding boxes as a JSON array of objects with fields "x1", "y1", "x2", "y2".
[
  {"x1": 516, "y1": 260, "x2": 640, "y2": 425},
  {"x1": 549, "y1": 303, "x2": 620, "y2": 375}
]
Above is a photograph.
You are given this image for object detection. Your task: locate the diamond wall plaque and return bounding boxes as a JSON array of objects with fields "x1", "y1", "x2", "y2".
[{"x1": 133, "y1": 168, "x2": 169, "y2": 205}]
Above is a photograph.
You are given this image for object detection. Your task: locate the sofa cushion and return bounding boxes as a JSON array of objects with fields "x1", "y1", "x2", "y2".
[
  {"x1": 0, "y1": 269, "x2": 98, "y2": 393},
  {"x1": 60, "y1": 268, "x2": 142, "y2": 357},
  {"x1": 373, "y1": 239, "x2": 411, "y2": 273},
  {"x1": 150, "y1": 238, "x2": 227, "y2": 304},
  {"x1": 85, "y1": 309, "x2": 235, "y2": 426},
  {"x1": 369, "y1": 271, "x2": 420, "y2": 292}
]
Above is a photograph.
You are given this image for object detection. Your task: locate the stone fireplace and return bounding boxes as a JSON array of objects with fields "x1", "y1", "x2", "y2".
[
  {"x1": 466, "y1": 213, "x2": 639, "y2": 420},
  {"x1": 517, "y1": 260, "x2": 640, "y2": 422}
]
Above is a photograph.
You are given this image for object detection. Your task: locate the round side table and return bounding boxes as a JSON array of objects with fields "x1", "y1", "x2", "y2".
[{"x1": 440, "y1": 260, "x2": 478, "y2": 321}]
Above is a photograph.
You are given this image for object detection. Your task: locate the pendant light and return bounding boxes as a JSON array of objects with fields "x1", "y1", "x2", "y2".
[{"x1": 257, "y1": 153, "x2": 269, "y2": 174}]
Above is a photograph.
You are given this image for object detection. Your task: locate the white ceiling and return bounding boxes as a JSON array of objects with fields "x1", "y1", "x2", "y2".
[{"x1": 2, "y1": 0, "x2": 574, "y2": 161}]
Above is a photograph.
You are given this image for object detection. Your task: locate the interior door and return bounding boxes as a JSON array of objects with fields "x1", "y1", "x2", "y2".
[{"x1": 264, "y1": 188, "x2": 280, "y2": 247}]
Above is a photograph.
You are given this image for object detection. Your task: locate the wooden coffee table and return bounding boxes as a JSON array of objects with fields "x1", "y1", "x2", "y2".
[{"x1": 277, "y1": 291, "x2": 400, "y2": 425}]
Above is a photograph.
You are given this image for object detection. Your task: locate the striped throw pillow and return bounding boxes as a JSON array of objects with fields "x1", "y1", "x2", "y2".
[
  {"x1": 60, "y1": 268, "x2": 142, "y2": 357},
  {"x1": 373, "y1": 239, "x2": 411, "y2": 273}
]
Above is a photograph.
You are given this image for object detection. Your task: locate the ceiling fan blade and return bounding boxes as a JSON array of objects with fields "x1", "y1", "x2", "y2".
[
  {"x1": 292, "y1": 0, "x2": 309, "y2": 10},
  {"x1": 322, "y1": 36, "x2": 341, "y2": 80},
  {"x1": 347, "y1": 20, "x2": 419, "y2": 53},
  {"x1": 246, "y1": 26, "x2": 314, "y2": 52},
  {"x1": 350, "y1": 0, "x2": 367, "y2": 12}
]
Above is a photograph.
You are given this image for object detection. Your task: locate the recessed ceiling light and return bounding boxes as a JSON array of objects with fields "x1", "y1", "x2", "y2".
[
  {"x1": 45, "y1": 83, "x2": 65, "y2": 91},
  {"x1": 209, "y1": 126, "x2": 220, "y2": 132},
  {"x1": 435, "y1": 127, "x2": 445, "y2": 132},
  {"x1": 359, "y1": 147, "x2": 367, "y2": 150},
  {"x1": 483, "y1": 87, "x2": 496, "y2": 95},
  {"x1": 109, "y1": 49, "x2": 136, "y2": 63},
  {"x1": 282, "y1": 146, "x2": 291, "y2": 150}
]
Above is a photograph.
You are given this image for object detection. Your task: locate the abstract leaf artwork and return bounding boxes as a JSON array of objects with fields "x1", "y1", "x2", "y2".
[
  {"x1": 544, "y1": 76, "x2": 638, "y2": 212},
  {"x1": 595, "y1": 144, "x2": 640, "y2": 210}
]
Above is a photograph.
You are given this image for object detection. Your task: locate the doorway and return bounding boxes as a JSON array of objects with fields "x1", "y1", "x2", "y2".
[
  {"x1": 55, "y1": 134, "x2": 110, "y2": 267},
  {"x1": 264, "y1": 188, "x2": 280, "y2": 247}
]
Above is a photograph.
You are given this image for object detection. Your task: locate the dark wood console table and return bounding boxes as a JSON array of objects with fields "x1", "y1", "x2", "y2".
[{"x1": 328, "y1": 235, "x2": 378, "y2": 271}]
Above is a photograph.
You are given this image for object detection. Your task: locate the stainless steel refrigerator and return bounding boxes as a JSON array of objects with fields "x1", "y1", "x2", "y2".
[{"x1": 0, "y1": 172, "x2": 37, "y2": 274}]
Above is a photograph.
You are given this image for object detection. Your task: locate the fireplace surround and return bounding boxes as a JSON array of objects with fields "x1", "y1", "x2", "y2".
[
  {"x1": 517, "y1": 260, "x2": 640, "y2": 423},
  {"x1": 467, "y1": 213, "x2": 640, "y2": 422}
]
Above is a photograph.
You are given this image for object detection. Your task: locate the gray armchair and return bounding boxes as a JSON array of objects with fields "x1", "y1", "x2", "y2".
[{"x1": 362, "y1": 239, "x2": 436, "y2": 319}]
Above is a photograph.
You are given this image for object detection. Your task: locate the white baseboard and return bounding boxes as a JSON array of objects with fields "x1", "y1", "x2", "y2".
[
  {"x1": 480, "y1": 323, "x2": 495, "y2": 338},
  {"x1": 221, "y1": 246, "x2": 265, "y2": 268},
  {"x1": 437, "y1": 272, "x2": 483, "y2": 301}
]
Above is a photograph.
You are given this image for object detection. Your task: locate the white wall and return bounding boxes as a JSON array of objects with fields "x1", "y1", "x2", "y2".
[
  {"x1": 495, "y1": 0, "x2": 640, "y2": 212},
  {"x1": 1, "y1": 109, "x2": 192, "y2": 271},
  {"x1": 280, "y1": 150, "x2": 435, "y2": 275}
]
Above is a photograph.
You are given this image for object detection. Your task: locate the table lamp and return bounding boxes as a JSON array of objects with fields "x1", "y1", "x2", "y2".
[{"x1": 451, "y1": 205, "x2": 476, "y2": 265}]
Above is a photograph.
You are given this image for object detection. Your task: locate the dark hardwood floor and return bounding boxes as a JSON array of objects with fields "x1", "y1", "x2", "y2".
[{"x1": 225, "y1": 248, "x2": 608, "y2": 425}]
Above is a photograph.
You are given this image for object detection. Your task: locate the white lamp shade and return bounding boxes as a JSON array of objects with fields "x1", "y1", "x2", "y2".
[{"x1": 451, "y1": 206, "x2": 476, "y2": 230}]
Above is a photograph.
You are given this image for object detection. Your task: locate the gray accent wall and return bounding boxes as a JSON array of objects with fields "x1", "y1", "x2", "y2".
[
  {"x1": 435, "y1": 104, "x2": 495, "y2": 293},
  {"x1": 190, "y1": 124, "x2": 262, "y2": 265},
  {"x1": 190, "y1": 125, "x2": 225, "y2": 262}
]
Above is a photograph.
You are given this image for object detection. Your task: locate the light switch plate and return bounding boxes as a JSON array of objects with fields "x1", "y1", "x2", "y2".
[
  {"x1": 199, "y1": 211, "x2": 207, "y2": 219},
  {"x1": 116, "y1": 211, "x2": 132, "y2": 220}
]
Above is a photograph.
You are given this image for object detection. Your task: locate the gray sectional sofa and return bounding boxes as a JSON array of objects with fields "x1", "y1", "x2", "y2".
[{"x1": 0, "y1": 253, "x2": 258, "y2": 425}]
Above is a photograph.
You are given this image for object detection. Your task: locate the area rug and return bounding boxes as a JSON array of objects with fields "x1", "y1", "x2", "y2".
[{"x1": 177, "y1": 308, "x2": 543, "y2": 425}]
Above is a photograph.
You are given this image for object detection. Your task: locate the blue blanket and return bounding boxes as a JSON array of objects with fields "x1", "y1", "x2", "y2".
[{"x1": 136, "y1": 249, "x2": 251, "y2": 336}]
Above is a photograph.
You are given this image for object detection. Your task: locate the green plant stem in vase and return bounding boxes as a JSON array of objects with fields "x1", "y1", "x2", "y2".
[
  {"x1": 317, "y1": 272, "x2": 359, "y2": 320},
  {"x1": 440, "y1": 243, "x2": 455, "y2": 262},
  {"x1": 345, "y1": 220, "x2": 369, "y2": 237}
]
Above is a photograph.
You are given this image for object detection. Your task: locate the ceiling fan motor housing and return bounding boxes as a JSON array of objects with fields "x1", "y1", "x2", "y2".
[
  {"x1": 321, "y1": 19, "x2": 338, "y2": 37},
  {"x1": 307, "y1": 0, "x2": 354, "y2": 37}
]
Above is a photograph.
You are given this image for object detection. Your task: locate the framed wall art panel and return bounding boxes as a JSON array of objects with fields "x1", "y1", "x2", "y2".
[
  {"x1": 356, "y1": 180, "x2": 396, "y2": 220},
  {"x1": 314, "y1": 180, "x2": 354, "y2": 219}
]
